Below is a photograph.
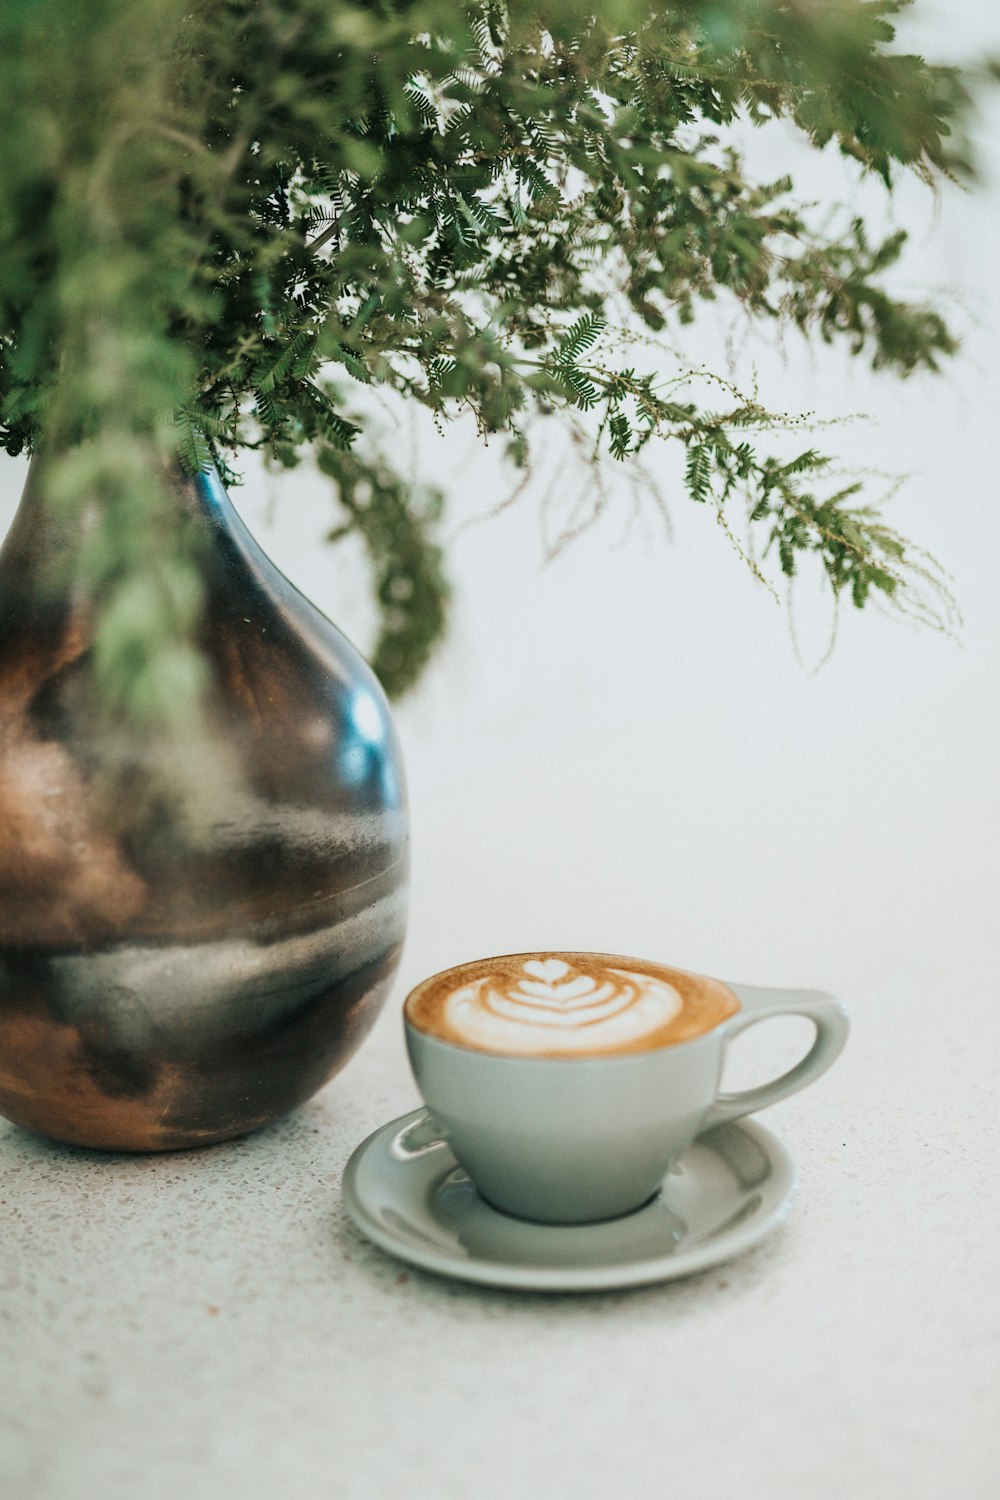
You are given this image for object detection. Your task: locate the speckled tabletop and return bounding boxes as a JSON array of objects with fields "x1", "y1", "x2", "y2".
[{"x1": 2, "y1": 947, "x2": 997, "y2": 1500}]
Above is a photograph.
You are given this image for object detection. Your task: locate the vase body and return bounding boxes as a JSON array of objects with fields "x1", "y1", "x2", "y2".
[{"x1": 0, "y1": 459, "x2": 408, "y2": 1150}]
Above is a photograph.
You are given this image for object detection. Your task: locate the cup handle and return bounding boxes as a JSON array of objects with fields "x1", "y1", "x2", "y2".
[{"x1": 703, "y1": 984, "x2": 849, "y2": 1129}]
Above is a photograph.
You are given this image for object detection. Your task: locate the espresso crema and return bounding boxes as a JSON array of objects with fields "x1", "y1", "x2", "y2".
[{"x1": 404, "y1": 952, "x2": 739, "y2": 1058}]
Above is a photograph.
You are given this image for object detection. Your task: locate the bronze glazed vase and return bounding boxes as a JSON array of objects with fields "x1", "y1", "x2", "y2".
[{"x1": 0, "y1": 459, "x2": 408, "y2": 1150}]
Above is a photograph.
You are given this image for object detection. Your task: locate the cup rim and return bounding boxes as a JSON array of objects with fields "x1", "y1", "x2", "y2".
[
  {"x1": 402, "y1": 948, "x2": 739, "y2": 1064},
  {"x1": 403, "y1": 1013, "x2": 730, "y2": 1064}
]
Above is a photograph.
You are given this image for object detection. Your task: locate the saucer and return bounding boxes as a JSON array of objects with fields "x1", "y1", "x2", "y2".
[{"x1": 341, "y1": 1108, "x2": 797, "y2": 1292}]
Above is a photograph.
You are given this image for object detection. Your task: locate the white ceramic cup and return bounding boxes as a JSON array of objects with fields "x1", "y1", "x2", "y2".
[{"x1": 404, "y1": 960, "x2": 849, "y2": 1224}]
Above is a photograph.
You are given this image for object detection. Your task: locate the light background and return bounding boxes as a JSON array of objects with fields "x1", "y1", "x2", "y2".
[
  {"x1": 228, "y1": 9, "x2": 999, "y2": 1006},
  {"x1": 0, "y1": 7, "x2": 994, "y2": 1016},
  {"x1": 1, "y1": 5, "x2": 998, "y2": 1498}
]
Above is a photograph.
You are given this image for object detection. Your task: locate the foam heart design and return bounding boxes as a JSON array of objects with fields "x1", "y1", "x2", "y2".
[
  {"x1": 515, "y1": 975, "x2": 603, "y2": 1007},
  {"x1": 421, "y1": 955, "x2": 700, "y2": 1055},
  {"x1": 523, "y1": 959, "x2": 571, "y2": 983}
]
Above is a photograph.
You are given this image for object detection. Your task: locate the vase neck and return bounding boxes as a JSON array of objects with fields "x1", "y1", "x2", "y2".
[{"x1": 0, "y1": 453, "x2": 248, "y2": 595}]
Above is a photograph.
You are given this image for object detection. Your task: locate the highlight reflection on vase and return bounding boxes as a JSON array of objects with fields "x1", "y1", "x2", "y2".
[{"x1": 0, "y1": 459, "x2": 408, "y2": 1151}]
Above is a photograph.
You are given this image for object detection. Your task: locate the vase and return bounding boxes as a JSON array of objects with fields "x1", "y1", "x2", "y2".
[{"x1": 0, "y1": 457, "x2": 408, "y2": 1150}]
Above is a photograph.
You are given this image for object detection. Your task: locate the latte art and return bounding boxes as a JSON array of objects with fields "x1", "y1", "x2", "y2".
[
  {"x1": 446, "y1": 959, "x2": 682, "y2": 1054},
  {"x1": 405, "y1": 952, "x2": 740, "y2": 1058}
]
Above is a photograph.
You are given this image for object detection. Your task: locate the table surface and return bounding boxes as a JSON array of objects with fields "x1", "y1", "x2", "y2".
[
  {"x1": 4, "y1": 7, "x2": 1000, "y2": 1494},
  {"x1": 3, "y1": 944, "x2": 998, "y2": 1500}
]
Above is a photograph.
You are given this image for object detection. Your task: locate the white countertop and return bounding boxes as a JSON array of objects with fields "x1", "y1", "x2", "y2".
[{"x1": 2, "y1": 948, "x2": 997, "y2": 1500}]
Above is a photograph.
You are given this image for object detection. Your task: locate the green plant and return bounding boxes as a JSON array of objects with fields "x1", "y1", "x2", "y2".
[{"x1": 0, "y1": 1, "x2": 979, "y2": 706}]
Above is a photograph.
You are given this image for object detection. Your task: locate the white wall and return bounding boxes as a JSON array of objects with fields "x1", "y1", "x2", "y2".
[{"x1": 2, "y1": 1, "x2": 997, "y2": 1032}]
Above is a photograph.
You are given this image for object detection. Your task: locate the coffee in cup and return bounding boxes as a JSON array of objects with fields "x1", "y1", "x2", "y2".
[
  {"x1": 404, "y1": 951, "x2": 848, "y2": 1224},
  {"x1": 405, "y1": 952, "x2": 739, "y2": 1057}
]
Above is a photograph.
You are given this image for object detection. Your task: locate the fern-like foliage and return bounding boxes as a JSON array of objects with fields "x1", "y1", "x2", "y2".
[{"x1": 0, "y1": 0, "x2": 983, "y2": 703}]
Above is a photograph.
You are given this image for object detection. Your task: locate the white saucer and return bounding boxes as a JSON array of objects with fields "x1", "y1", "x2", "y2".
[{"x1": 341, "y1": 1108, "x2": 797, "y2": 1292}]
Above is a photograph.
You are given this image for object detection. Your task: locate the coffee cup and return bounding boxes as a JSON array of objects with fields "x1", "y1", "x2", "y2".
[{"x1": 403, "y1": 951, "x2": 848, "y2": 1224}]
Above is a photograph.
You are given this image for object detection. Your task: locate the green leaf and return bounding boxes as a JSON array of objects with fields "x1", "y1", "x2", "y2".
[
  {"x1": 254, "y1": 329, "x2": 317, "y2": 394},
  {"x1": 175, "y1": 408, "x2": 212, "y2": 474},
  {"x1": 556, "y1": 313, "x2": 607, "y2": 365}
]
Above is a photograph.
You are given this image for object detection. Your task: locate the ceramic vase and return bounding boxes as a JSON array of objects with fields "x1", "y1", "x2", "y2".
[{"x1": 0, "y1": 458, "x2": 408, "y2": 1150}]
